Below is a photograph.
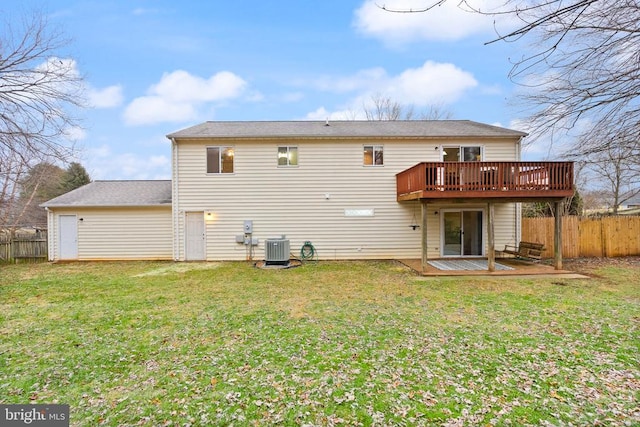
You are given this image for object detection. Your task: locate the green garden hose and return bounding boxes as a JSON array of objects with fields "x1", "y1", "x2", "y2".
[{"x1": 300, "y1": 241, "x2": 317, "y2": 261}]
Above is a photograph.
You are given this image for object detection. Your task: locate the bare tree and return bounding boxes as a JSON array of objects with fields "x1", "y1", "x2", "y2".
[
  {"x1": 363, "y1": 93, "x2": 453, "y2": 120},
  {"x1": 0, "y1": 10, "x2": 85, "y2": 161},
  {"x1": 364, "y1": 94, "x2": 405, "y2": 120},
  {"x1": 0, "y1": 147, "x2": 30, "y2": 228},
  {"x1": 1, "y1": 10, "x2": 84, "y2": 231},
  {"x1": 581, "y1": 188, "x2": 612, "y2": 214},
  {"x1": 1, "y1": 156, "x2": 92, "y2": 231},
  {"x1": 583, "y1": 145, "x2": 640, "y2": 214},
  {"x1": 16, "y1": 161, "x2": 66, "y2": 227},
  {"x1": 0, "y1": 146, "x2": 53, "y2": 231},
  {"x1": 382, "y1": 1, "x2": 640, "y2": 154}
]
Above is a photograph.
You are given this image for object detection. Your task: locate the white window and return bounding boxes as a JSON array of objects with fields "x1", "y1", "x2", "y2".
[
  {"x1": 278, "y1": 146, "x2": 298, "y2": 167},
  {"x1": 443, "y1": 146, "x2": 482, "y2": 162},
  {"x1": 364, "y1": 145, "x2": 383, "y2": 166},
  {"x1": 207, "y1": 147, "x2": 234, "y2": 173}
]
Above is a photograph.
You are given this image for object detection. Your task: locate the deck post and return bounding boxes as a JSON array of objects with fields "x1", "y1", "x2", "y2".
[
  {"x1": 554, "y1": 201, "x2": 563, "y2": 270},
  {"x1": 487, "y1": 202, "x2": 495, "y2": 272},
  {"x1": 421, "y1": 201, "x2": 428, "y2": 272}
]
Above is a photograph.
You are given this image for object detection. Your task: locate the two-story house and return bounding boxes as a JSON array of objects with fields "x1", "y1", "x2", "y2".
[{"x1": 43, "y1": 120, "x2": 574, "y2": 271}]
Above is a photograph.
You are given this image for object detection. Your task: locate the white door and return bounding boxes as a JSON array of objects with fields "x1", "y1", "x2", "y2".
[
  {"x1": 185, "y1": 212, "x2": 205, "y2": 260},
  {"x1": 58, "y1": 215, "x2": 78, "y2": 260}
]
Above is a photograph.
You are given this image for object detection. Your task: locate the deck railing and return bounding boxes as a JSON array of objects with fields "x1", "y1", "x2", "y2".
[{"x1": 396, "y1": 161, "x2": 574, "y2": 199}]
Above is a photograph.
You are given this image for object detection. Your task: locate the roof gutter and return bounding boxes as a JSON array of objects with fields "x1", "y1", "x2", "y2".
[
  {"x1": 41, "y1": 204, "x2": 172, "y2": 209},
  {"x1": 169, "y1": 134, "x2": 526, "y2": 142}
]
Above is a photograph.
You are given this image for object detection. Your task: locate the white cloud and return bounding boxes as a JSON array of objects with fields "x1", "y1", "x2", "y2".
[
  {"x1": 63, "y1": 126, "x2": 87, "y2": 142},
  {"x1": 304, "y1": 107, "x2": 364, "y2": 121},
  {"x1": 149, "y1": 70, "x2": 246, "y2": 103},
  {"x1": 304, "y1": 107, "x2": 330, "y2": 120},
  {"x1": 388, "y1": 61, "x2": 477, "y2": 104},
  {"x1": 124, "y1": 96, "x2": 197, "y2": 126},
  {"x1": 88, "y1": 85, "x2": 124, "y2": 108},
  {"x1": 8, "y1": 57, "x2": 82, "y2": 101},
  {"x1": 149, "y1": 155, "x2": 170, "y2": 168},
  {"x1": 36, "y1": 57, "x2": 80, "y2": 77},
  {"x1": 123, "y1": 70, "x2": 247, "y2": 126},
  {"x1": 516, "y1": 116, "x2": 589, "y2": 161},
  {"x1": 305, "y1": 60, "x2": 477, "y2": 118},
  {"x1": 32, "y1": 58, "x2": 124, "y2": 110},
  {"x1": 85, "y1": 144, "x2": 171, "y2": 180},
  {"x1": 353, "y1": 0, "x2": 509, "y2": 44},
  {"x1": 281, "y1": 92, "x2": 305, "y2": 103},
  {"x1": 310, "y1": 67, "x2": 387, "y2": 93}
]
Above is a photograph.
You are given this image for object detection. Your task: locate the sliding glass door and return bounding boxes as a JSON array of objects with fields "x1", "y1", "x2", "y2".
[{"x1": 442, "y1": 210, "x2": 483, "y2": 256}]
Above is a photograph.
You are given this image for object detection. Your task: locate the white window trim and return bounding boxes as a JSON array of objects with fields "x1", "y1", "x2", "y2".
[
  {"x1": 441, "y1": 145, "x2": 484, "y2": 162},
  {"x1": 277, "y1": 146, "x2": 299, "y2": 167},
  {"x1": 363, "y1": 145, "x2": 384, "y2": 167},
  {"x1": 206, "y1": 146, "x2": 235, "y2": 174}
]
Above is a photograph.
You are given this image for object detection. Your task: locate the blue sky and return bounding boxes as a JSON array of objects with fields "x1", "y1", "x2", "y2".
[{"x1": 5, "y1": 0, "x2": 551, "y2": 180}]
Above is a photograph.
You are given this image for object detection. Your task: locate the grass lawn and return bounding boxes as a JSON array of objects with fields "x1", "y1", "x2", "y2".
[{"x1": 0, "y1": 260, "x2": 638, "y2": 426}]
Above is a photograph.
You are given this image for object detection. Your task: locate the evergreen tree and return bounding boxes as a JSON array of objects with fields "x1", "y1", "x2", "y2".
[{"x1": 61, "y1": 162, "x2": 91, "y2": 193}]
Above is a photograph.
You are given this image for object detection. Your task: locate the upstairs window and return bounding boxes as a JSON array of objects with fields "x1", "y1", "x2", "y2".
[
  {"x1": 364, "y1": 145, "x2": 383, "y2": 166},
  {"x1": 278, "y1": 146, "x2": 298, "y2": 167},
  {"x1": 462, "y1": 146, "x2": 482, "y2": 162},
  {"x1": 443, "y1": 146, "x2": 482, "y2": 162},
  {"x1": 207, "y1": 147, "x2": 234, "y2": 173}
]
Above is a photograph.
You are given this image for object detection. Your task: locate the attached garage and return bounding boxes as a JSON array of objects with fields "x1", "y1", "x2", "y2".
[{"x1": 42, "y1": 181, "x2": 173, "y2": 261}]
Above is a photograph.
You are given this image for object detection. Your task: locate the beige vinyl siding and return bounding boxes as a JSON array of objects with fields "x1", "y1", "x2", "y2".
[
  {"x1": 49, "y1": 207, "x2": 172, "y2": 260},
  {"x1": 174, "y1": 136, "x2": 521, "y2": 261},
  {"x1": 424, "y1": 139, "x2": 519, "y2": 257},
  {"x1": 423, "y1": 203, "x2": 517, "y2": 258},
  {"x1": 463, "y1": 139, "x2": 518, "y2": 161}
]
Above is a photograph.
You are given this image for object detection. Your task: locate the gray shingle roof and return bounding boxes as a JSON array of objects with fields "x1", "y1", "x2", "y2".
[
  {"x1": 41, "y1": 180, "x2": 172, "y2": 208},
  {"x1": 166, "y1": 120, "x2": 527, "y2": 140}
]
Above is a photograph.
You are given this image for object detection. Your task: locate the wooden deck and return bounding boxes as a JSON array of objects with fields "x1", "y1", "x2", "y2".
[
  {"x1": 398, "y1": 258, "x2": 584, "y2": 277},
  {"x1": 396, "y1": 161, "x2": 574, "y2": 202}
]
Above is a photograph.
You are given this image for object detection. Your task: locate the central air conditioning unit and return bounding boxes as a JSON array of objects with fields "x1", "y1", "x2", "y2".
[{"x1": 264, "y1": 238, "x2": 290, "y2": 265}]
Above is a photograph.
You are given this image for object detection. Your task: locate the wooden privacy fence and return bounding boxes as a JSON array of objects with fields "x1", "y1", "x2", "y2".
[
  {"x1": 522, "y1": 216, "x2": 640, "y2": 258},
  {"x1": 0, "y1": 231, "x2": 48, "y2": 263}
]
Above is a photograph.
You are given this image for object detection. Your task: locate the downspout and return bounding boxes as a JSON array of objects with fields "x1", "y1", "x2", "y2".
[
  {"x1": 45, "y1": 207, "x2": 54, "y2": 261},
  {"x1": 170, "y1": 137, "x2": 180, "y2": 261}
]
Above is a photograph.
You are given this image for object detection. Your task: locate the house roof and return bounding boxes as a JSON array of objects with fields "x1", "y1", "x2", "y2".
[
  {"x1": 167, "y1": 120, "x2": 527, "y2": 140},
  {"x1": 622, "y1": 196, "x2": 640, "y2": 207},
  {"x1": 41, "y1": 180, "x2": 172, "y2": 208}
]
